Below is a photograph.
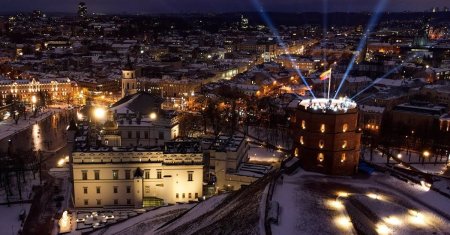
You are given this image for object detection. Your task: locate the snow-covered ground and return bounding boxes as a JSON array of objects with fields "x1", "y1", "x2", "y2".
[
  {"x1": 247, "y1": 126, "x2": 291, "y2": 150},
  {"x1": 0, "y1": 108, "x2": 66, "y2": 141},
  {"x1": 271, "y1": 169, "x2": 450, "y2": 235},
  {"x1": 156, "y1": 194, "x2": 229, "y2": 234},
  {"x1": 0, "y1": 203, "x2": 31, "y2": 235},
  {"x1": 362, "y1": 148, "x2": 449, "y2": 175},
  {"x1": 90, "y1": 204, "x2": 194, "y2": 235},
  {"x1": 0, "y1": 171, "x2": 40, "y2": 204},
  {"x1": 248, "y1": 143, "x2": 284, "y2": 164}
]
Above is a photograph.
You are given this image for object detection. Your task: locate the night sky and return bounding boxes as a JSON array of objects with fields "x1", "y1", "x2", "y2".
[{"x1": 0, "y1": 0, "x2": 448, "y2": 13}]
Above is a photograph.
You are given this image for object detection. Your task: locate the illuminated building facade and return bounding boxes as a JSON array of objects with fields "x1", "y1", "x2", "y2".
[
  {"x1": 291, "y1": 98, "x2": 361, "y2": 175},
  {"x1": 0, "y1": 77, "x2": 73, "y2": 103},
  {"x1": 71, "y1": 141, "x2": 203, "y2": 208}
]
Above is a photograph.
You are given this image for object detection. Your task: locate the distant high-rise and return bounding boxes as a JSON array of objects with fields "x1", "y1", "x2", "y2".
[{"x1": 78, "y1": 2, "x2": 87, "y2": 18}]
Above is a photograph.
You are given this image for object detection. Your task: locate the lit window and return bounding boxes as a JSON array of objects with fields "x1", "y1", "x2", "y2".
[
  {"x1": 301, "y1": 120, "x2": 306, "y2": 129},
  {"x1": 294, "y1": 148, "x2": 299, "y2": 157},
  {"x1": 343, "y1": 123, "x2": 348, "y2": 132},
  {"x1": 319, "y1": 140, "x2": 324, "y2": 149},
  {"x1": 342, "y1": 141, "x2": 347, "y2": 149},
  {"x1": 341, "y1": 153, "x2": 346, "y2": 163},
  {"x1": 112, "y1": 170, "x2": 119, "y2": 180},
  {"x1": 320, "y1": 124, "x2": 326, "y2": 133},
  {"x1": 300, "y1": 136, "x2": 304, "y2": 145},
  {"x1": 317, "y1": 153, "x2": 324, "y2": 162},
  {"x1": 157, "y1": 170, "x2": 162, "y2": 179}
]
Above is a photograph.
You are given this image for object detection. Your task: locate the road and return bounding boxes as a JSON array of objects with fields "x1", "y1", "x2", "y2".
[{"x1": 0, "y1": 108, "x2": 75, "y2": 235}]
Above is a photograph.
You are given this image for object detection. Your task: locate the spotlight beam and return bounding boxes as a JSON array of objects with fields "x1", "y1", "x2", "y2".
[
  {"x1": 322, "y1": 0, "x2": 328, "y2": 98},
  {"x1": 333, "y1": 0, "x2": 388, "y2": 99},
  {"x1": 251, "y1": 0, "x2": 316, "y2": 98},
  {"x1": 351, "y1": 55, "x2": 416, "y2": 100}
]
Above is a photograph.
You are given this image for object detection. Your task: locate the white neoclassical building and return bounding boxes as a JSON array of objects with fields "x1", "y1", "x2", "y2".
[{"x1": 72, "y1": 141, "x2": 203, "y2": 208}]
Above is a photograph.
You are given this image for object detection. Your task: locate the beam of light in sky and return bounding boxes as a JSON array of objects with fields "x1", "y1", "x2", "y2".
[
  {"x1": 251, "y1": 0, "x2": 316, "y2": 98},
  {"x1": 322, "y1": 0, "x2": 328, "y2": 98},
  {"x1": 351, "y1": 55, "x2": 416, "y2": 100},
  {"x1": 333, "y1": 0, "x2": 388, "y2": 99}
]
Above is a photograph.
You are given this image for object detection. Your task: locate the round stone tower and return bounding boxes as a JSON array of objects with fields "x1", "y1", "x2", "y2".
[{"x1": 291, "y1": 98, "x2": 361, "y2": 175}]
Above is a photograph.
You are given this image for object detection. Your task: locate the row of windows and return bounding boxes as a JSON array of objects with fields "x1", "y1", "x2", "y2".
[
  {"x1": 299, "y1": 136, "x2": 348, "y2": 149},
  {"x1": 81, "y1": 170, "x2": 193, "y2": 181},
  {"x1": 83, "y1": 185, "x2": 132, "y2": 194},
  {"x1": 122, "y1": 131, "x2": 164, "y2": 139},
  {"x1": 301, "y1": 120, "x2": 349, "y2": 133},
  {"x1": 84, "y1": 198, "x2": 132, "y2": 206},
  {"x1": 294, "y1": 148, "x2": 348, "y2": 163},
  {"x1": 175, "y1": 192, "x2": 199, "y2": 199}
]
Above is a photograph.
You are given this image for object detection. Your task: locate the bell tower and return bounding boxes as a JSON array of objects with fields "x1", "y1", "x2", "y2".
[{"x1": 121, "y1": 56, "x2": 137, "y2": 98}]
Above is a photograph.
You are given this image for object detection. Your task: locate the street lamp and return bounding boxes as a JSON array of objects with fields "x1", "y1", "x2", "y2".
[
  {"x1": 93, "y1": 107, "x2": 106, "y2": 120},
  {"x1": 150, "y1": 112, "x2": 157, "y2": 120},
  {"x1": 422, "y1": 150, "x2": 430, "y2": 165},
  {"x1": 31, "y1": 95, "x2": 37, "y2": 112}
]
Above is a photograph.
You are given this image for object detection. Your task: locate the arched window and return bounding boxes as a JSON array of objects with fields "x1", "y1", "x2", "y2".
[
  {"x1": 317, "y1": 153, "x2": 324, "y2": 162},
  {"x1": 320, "y1": 124, "x2": 326, "y2": 133},
  {"x1": 301, "y1": 120, "x2": 306, "y2": 129},
  {"x1": 294, "y1": 148, "x2": 299, "y2": 157},
  {"x1": 340, "y1": 153, "x2": 346, "y2": 163},
  {"x1": 300, "y1": 136, "x2": 304, "y2": 145},
  {"x1": 343, "y1": 123, "x2": 348, "y2": 132},
  {"x1": 319, "y1": 140, "x2": 324, "y2": 149},
  {"x1": 342, "y1": 140, "x2": 347, "y2": 149}
]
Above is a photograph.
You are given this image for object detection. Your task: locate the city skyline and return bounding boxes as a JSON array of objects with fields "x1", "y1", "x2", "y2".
[{"x1": 0, "y1": 0, "x2": 449, "y2": 13}]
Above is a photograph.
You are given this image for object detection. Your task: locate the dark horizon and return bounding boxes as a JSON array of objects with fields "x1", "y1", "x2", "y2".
[{"x1": 0, "y1": 0, "x2": 449, "y2": 14}]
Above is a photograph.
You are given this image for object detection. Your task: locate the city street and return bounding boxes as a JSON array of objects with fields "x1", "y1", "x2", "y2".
[{"x1": 0, "y1": 108, "x2": 74, "y2": 235}]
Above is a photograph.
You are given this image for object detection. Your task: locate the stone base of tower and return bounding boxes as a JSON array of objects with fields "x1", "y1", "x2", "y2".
[{"x1": 294, "y1": 147, "x2": 361, "y2": 176}]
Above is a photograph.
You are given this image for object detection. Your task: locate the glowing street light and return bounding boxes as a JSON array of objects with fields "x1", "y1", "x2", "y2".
[
  {"x1": 423, "y1": 151, "x2": 430, "y2": 158},
  {"x1": 93, "y1": 107, "x2": 106, "y2": 120},
  {"x1": 57, "y1": 158, "x2": 65, "y2": 167},
  {"x1": 150, "y1": 112, "x2": 157, "y2": 120}
]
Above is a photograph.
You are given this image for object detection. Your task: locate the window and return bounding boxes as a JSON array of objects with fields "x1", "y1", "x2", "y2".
[
  {"x1": 144, "y1": 131, "x2": 149, "y2": 139},
  {"x1": 317, "y1": 153, "x2": 324, "y2": 163},
  {"x1": 94, "y1": 170, "x2": 100, "y2": 180},
  {"x1": 301, "y1": 120, "x2": 306, "y2": 129},
  {"x1": 113, "y1": 170, "x2": 119, "y2": 180},
  {"x1": 145, "y1": 170, "x2": 150, "y2": 179},
  {"x1": 195, "y1": 193, "x2": 198, "y2": 198},
  {"x1": 125, "y1": 170, "x2": 131, "y2": 180},
  {"x1": 157, "y1": 170, "x2": 162, "y2": 179},
  {"x1": 128, "y1": 131, "x2": 132, "y2": 139},
  {"x1": 158, "y1": 131, "x2": 164, "y2": 139},
  {"x1": 342, "y1": 141, "x2": 347, "y2": 149},
  {"x1": 96, "y1": 187, "x2": 100, "y2": 194},
  {"x1": 114, "y1": 199, "x2": 118, "y2": 205},
  {"x1": 320, "y1": 124, "x2": 326, "y2": 133},
  {"x1": 189, "y1": 193, "x2": 192, "y2": 198},
  {"x1": 136, "y1": 131, "x2": 140, "y2": 139},
  {"x1": 188, "y1": 171, "x2": 193, "y2": 181},
  {"x1": 127, "y1": 199, "x2": 131, "y2": 205},
  {"x1": 83, "y1": 187, "x2": 88, "y2": 194},
  {"x1": 319, "y1": 140, "x2": 324, "y2": 149},
  {"x1": 182, "y1": 193, "x2": 185, "y2": 198},
  {"x1": 95, "y1": 199, "x2": 101, "y2": 205},
  {"x1": 84, "y1": 199, "x2": 88, "y2": 206},
  {"x1": 127, "y1": 186, "x2": 131, "y2": 193},
  {"x1": 176, "y1": 193, "x2": 179, "y2": 199},
  {"x1": 341, "y1": 153, "x2": 346, "y2": 163},
  {"x1": 113, "y1": 186, "x2": 118, "y2": 193},
  {"x1": 82, "y1": 171, "x2": 87, "y2": 180},
  {"x1": 343, "y1": 123, "x2": 348, "y2": 132}
]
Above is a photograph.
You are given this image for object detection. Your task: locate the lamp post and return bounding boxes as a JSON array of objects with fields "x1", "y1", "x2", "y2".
[{"x1": 422, "y1": 150, "x2": 430, "y2": 165}]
